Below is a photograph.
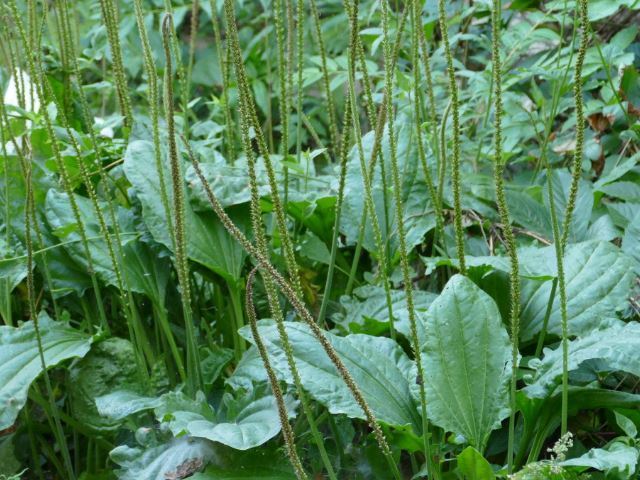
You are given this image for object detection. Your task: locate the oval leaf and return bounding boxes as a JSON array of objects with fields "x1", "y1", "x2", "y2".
[
  {"x1": 236, "y1": 321, "x2": 422, "y2": 432},
  {"x1": 422, "y1": 275, "x2": 512, "y2": 451},
  {"x1": 0, "y1": 312, "x2": 93, "y2": 430}
]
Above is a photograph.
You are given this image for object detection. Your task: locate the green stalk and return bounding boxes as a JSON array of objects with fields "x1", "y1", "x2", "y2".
[
  {"x1": 133, "y1": 0, "x2": 186, "y2": 380},
  {"x1": 186, "y1": 29, "x2": 339, "y2": 472},
  {"x1": 490, "y1": 0, "x2": 521, "y2": 471},
  {"x1": 309, "y1": 0, "x2": 338, "y2": 149},
  {"x1": 132, "y1": 0, "x2": 175, "y2": 244},
  {"x1": 317, "y1": 91, "x2": 352, "y2": 327},
  {"x1": 162, "y1": 14, "x2": 203, "y2": 395},
  {"x1": 0, "y1": 100, "x2": 60, "y2": 323},
  {"x1": 49, "y1": 0, "x2": 154, "y2": 378},
  {"x1": 344, "y1": 1, "x2": 395, "y2": 340},
  {"x1": 416, "y1": 7, "x2": 441, "y2": 187},
  {"x1": 274, "y1": 0, "x2": 290, "y2": 209},
  {"x1": 294, "y1": 0, "x2": 304, "y2": 176},
  {"x1": 22, "y1": 133, "x2": 75, "y2": 480},
  {"x1": 223, "y1": 0, "x2": 303, "y2": 302},
  {"x1": 411, "y1": 0, "x2": 444, "y2": 247},
  {"x1": 184, "y1": 0, "x2": 200, "y2": 132},
  {"x1": 8, "y1": 1, "x2": 110, "y2": 333},
  {"x1": 534, "y1": 278, "x2": 558, "y2": 359},
  {"x1": 341, "y1": 0, "x2": 409, "y2": 296},
  {"x1": 559, "y1": 0, "x2": 589, "y2": 435},
  {"x1": 437, "y1": 0, "x2": 466, "y2": 274},
  {"x1": 383, "y1": 1, "x2": 437, "y2": 475},
  {"x1": 207, "y1": 0, "x2": 236, "y2": 162},
  {"x1": 228, "y1": 283, "x2": 246, "y2": 361},
  {"x1": 98, "y1": 0, "x2": 132, "y2": 130},
  {"x1": 245, "y1": 269, "x2": 309, "y2": 480},
  {"x1": 0, "y1": 107, "x2": 11, "y2": 325}
]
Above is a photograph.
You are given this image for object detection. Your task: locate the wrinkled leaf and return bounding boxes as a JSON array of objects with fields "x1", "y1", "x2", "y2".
[
  {"x1": 520, "y1": 241, "x2": 635, "y2": 341},
  {"x1": 235, "y1": 320, "x2": 422, "y2": 431},
  {"x1": 341, "y1": 119, "x2": 436, "y2": 261},
  {"x1": 333, "y1": 285, "x2": 436, "y2": 337},
  {"x1": 421, "y1": 275, "x2": 512, "y2": 451},
  {"x1": 110, "y1": 437, "x2": 214, "y2": 480},
  {"x1": 124, "y1": 140, "x2": 248, "y2": 282},
  {"x1": 525, "y1": 323, "x2": 640, "y2": 398},
  {"x1": 561, "y1": 441, "x2": 639, "y2": 479},
  {"x1": 69, "y1": 338, "x2": 148, "y2": 431},
  {"x1": 191, "y1": 449, "x2": 295, "y2": 479},
  {"x1": 184, "y1": 390, "x2": 297, "y2": 450},
  {"x1": 0, "y1": 312, "x2": 93, "y2": 430}
]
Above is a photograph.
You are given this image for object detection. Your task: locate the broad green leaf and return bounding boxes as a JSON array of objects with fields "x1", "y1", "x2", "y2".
[
  {"x1": 0, "y1": 236, "x2": 28, "y2": 324},
  {"x1": 341, "y1": 118, "x2": 436, "y2": 261},
  {"x1": 594, "y1": 153, "x2": 640, "y2": 190},
  {"x1": 510, "y1": 462, "x2": 584, "y2": 480},
  {"x1": 607, "y1": 202, "x2": 640, "y2": 228},
  {"x1": 587, "y1": 214, "x2": 619, "y2": 242},
  {"x1": 96, "y1": 390, "x2": 162, "y2": 421},
  {"x1": 333, "y1": 285, "x2": 436, "y2": 336},
  {"x1": 200, "y1": 345, "x2": 234, "y2": 392},
  {"x1": 100, "y1": 388, "x2": 292, "y2": 451},
  {"x1": 0, "y1": 312, "x2": 93, "y2": 429},
  {"x1": 298, "y1": 230, "x2": 331, "y2": 265},
  {"x1": 226, "y1": 347, "x2": 267, "y2": 392},
  {"x1": 0, "y1": 434, "x2": 21, "y2": 477},
  {"x1": 600, "y1": 181, "x2": 640, "y2": 202},
  {"x1": 0, "y1": 237, "x2": 27, "y2": 292},
  {"x1": 525, "y1": 323, "x2": 640, "y2": 398},
  {"x1": 124, "y1": 140, "x2": 248, "y2": 283},
  {"x1": 236, "y1": 321, "x2": 422, "y2": 431},
  {"x1": 457, "y1": 446, "x2": 496, "y2": 480},
  {"x1": 614, "y1": 411, "x2": 638, "y2": 439},
  {"x1": 421, "y1": 275, "x2": 511, "y2": 451},
  {"x1": 185, "y1": 153, "x2": 333, "y2": 209},
  {"x1": 44, "y1": 189, "x2": 170, "y2": 305},
  {"x1": 178, "y1": 390, "x2": 297, "y2": 450},
  {"x1": 68, "y1": 338, "x2": 148, "y2": 431},
  {"x1": 423, "y1": 241, "x2": 635, "y2": 342},
  {"x1": 422, "y1": 246, "x2": 557, "y2": 281},
  {"x1": 505, "y1": 190, "x2": 552, "y2": 239},
  {"x1": 544, "y1": 170, "x2": 593, "y2": 243},
  {"x1": 110, "y1": 437, "x2": 214, "y2": 480},
  {"x1": 520, "y1": 241, "x2": 635, "y2": 341},
  {"x1": 561, "y1": 441, "x2": 639, "y2": 479}
]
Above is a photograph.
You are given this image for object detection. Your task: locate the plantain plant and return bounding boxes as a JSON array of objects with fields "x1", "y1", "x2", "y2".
[{"x1": 1, "y1": 0, "x2": 638, "y2": 479}]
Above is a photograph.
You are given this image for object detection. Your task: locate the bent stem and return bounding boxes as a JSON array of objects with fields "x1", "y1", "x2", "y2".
[
  {"x1": 245, "y1": 269, "x2": 308, "y2": 480},
  {"x1": 188, "y1": 152, "x2": 402, "y2": 480}
]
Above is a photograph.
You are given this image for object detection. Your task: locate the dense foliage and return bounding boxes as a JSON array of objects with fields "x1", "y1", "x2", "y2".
[{"x1": 1, "y1": 0, "x2": 640, "y2": 478}]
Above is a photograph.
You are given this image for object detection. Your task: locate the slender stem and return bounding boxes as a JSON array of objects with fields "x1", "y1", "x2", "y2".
[
  {"x1": 317, "y1": 92, "x2": 352, "y2": 326},
  {"x1": 98, "y1": 0, "x2": 132, "y2": 129},
  {"x1": 438, "y1": 0, "x2": 466, "y2": 274},
  {"x1": 245, "y1": 269, "x2": 309, "y2": 480},
  {"x1": 534, "y1": 278, "x2": 558, "y2": 359},
  {"x1": 309, "y1": 0, "x2": 338, "y2": 149},
  {"x1": 162, "y1": 14, "x2": 202, "y2": 395},
  {"x1": 383, "y1": 1, "x2": 437, "y2": 475},
  {"x1": 559, "y1": 0, "x2": 589, "y2": 435},
  {"x1": 490, "y1": 0, "x2": 521, "y2": 470}
]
